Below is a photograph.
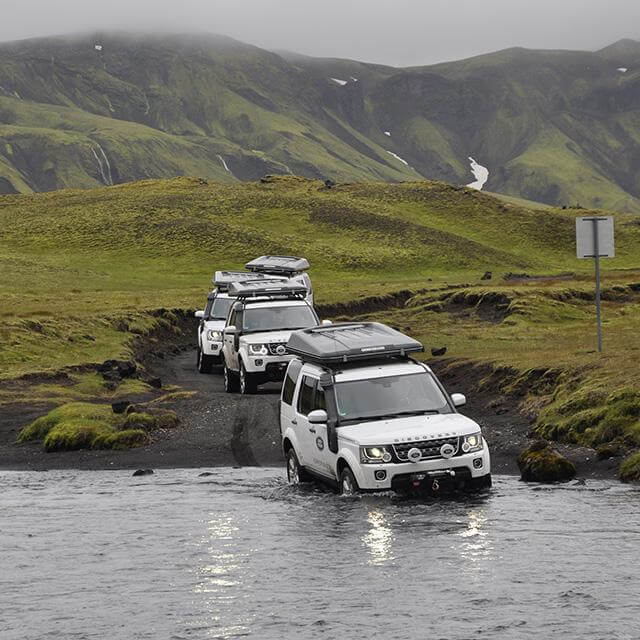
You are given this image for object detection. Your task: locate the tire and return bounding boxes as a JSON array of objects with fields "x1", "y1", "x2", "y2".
[
  {"x1": 286, "y1": 448, "x2": 311, "y2": 484},
  {"x1": 223, "y1": 360, "x2": 240, "y2": 393},
  {"x1": 339, "y1": 465, "x2": 360, "y2": 496},
  {"x1": 197, "y1": 346, "x2": 214, "y2": 374},
  {"x1": 467, "y1": 473, "x2": 492, "y2": 492},
  {"x1": 239, "y1": 362, "x2": 257, "y2": 395}
]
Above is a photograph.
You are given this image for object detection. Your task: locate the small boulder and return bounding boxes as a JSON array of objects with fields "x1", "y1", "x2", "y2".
[
  {"x1": 517, "y1": 440, "x2": 576, "y2": 483},
  {"x1": 480, "y1": 271, "x2": 492, "y2": 281},
  {"x1": 132, "y1": 469, "x2": 154, "y2": 476},
  {"x1": 430, "y1": 346, "x2": 447, "y2": 357},
  {"x1": 147, "y1": 377, "x2": 162, "y2": 389},
  {"x1": 111, "y1": 400, "x2": 132, "y2": 414}
]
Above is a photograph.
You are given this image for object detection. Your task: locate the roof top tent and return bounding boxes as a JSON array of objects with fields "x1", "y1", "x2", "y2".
[
  {"x1": 227, "y1": 279, "x2": 309, "y2": 300},
  {"x1": 212, "y1": 270, "x2": 285, "y2": 292},
  {"x1": 245, "y1": 255, "x2": 311, "y2": 276},
  {"x1": 286, "y1": 322, "x2": 423, "y2": 365}
]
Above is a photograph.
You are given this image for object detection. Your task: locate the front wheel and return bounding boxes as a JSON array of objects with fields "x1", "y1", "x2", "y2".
[
  {"x1": 197, "y1": 347, "x2": 214, "y2": 374},
  {"x1": 467, "y1": 473, "x2": 492, "y2": 492},
  {"x1": 286, "y1": 448, "x2": 310, "y2": 484},
  {"x1": 223, "y1": 361, "x2": 239, "y2": 393},
  {"x1": 339, "y1": 466, "x2": 360, "y2": 496},
  {"x1": 239, "y1": 362, "x2": 257, "y2": 395}
]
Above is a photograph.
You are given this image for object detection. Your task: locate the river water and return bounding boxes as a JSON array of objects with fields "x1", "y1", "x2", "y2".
[{"x1": 2, "y1": 469, "x2": 640, "y2": 640}]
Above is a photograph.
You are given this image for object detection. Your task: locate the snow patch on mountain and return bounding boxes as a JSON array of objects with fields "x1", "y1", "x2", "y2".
[
  {"x1": 386, "y1": 150, "x2": 409, "y2": 166},
  {"x1": 466, "y1": 157, "x2": 489, "y2": 190},
  {"x1": 330, "y1": 78, "x2": 348, "y2": 86}
]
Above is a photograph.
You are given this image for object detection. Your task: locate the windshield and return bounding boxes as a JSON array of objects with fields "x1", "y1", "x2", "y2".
[
  {"x1": 242, "y1": 305, "x2": 317, "y2": 332},
  {"x1": 335, "y1": 372, "x2": 452, "y2": 423},
  {"x1": 208, "y1": 297, "x2": 234, "y2": 320}
]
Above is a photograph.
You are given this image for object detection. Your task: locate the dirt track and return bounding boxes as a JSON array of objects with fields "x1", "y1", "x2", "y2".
[{"x1": 0, "y1": 349, "x2": 621, "y2": 478}]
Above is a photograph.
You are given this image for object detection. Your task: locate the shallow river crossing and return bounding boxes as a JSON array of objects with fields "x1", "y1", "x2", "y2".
[{"x1": 2, "y1": 469, "x2": 640, "y2": 639}]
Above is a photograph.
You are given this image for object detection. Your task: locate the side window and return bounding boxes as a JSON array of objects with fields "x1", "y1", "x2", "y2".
[
  {"x1": 297, "y1": 376, "x2": 316, "y2": 416},
  {"x1": 228, "y1": 308, "x2": 236, "y2": 327},
  {"x1": 313, "y1": 386, "x2": 326, "y2": 411},
  {"x1": 282, "y1": 360, "x2": 302, "y2": 406}
]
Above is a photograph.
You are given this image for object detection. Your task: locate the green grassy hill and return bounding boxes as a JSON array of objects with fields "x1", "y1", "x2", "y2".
[
  {"x1": 1, "y1": 33, "x2": 640, "y2": 211},
  {"x1": 1, "y1": 175, "x2": 639, "y2": 377}
]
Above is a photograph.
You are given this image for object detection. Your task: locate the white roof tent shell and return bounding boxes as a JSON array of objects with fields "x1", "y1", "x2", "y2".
[
  {"x1": 287, "y1": 322, "x2": 423, "y2": 365},
  {"x1": 245, "y1": 255, "x2": 310, "y2": 275},
  {"x1": 227, "y1": 280, "x2": 309, "y2": 300},
  {"x1": 212, "y1": 270, "x2": 284, "y2": 291}
]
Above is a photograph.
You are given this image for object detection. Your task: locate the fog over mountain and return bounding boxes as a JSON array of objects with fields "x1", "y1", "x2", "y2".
[{"x1": 2, "y1": 0, "x2": 639, "y2": 66}]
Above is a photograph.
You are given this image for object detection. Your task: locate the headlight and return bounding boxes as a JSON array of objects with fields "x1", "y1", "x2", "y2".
[
  {"x1": 360, "y1": 446, "x2": 393, "y2": 464},
  {"x1": 206, "y1": 330, "x2": 222, "y2": 341},
  {"x1": 249, "y1": 343, "x2": 268, "y2": 356},
  {"x1": 461, "y1": 432, "x2": 484, "y2": 453}
]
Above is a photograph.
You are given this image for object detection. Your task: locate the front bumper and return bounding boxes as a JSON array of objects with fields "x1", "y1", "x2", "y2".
[
  {"x1": 244, "y1": 353, "x2": 293, "y2": 376},
  {"x1": 202, "y1": 340, "x2": 223, "y2": 357},
  {"x1": 354, "y1": 448, "x2": 491, "y2": 492}
]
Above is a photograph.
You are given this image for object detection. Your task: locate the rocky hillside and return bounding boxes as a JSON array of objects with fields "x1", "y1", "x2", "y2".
[{"x1": 1, "y1": 33, "x2": 640, "y2": 211}]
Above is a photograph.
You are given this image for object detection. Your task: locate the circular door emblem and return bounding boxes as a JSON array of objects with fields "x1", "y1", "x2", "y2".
[
  {"x1": 440, "y1": 443, "x2": 455, "y2": 459},
  {"x1": 407, "y1": 447, "x2": 422, "y2": 463},
  {"x1": 316, "y1": 437, "x2": 324, "y2": 451},
  {"x1": 275, "y1": 345, "x2": 287, "y2": 356}
]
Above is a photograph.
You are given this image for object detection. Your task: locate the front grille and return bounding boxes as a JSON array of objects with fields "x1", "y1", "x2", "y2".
[
  {"x1": 268, "y1": 343, "x2": 288, "y2": 356},
  {"x1": 393, "y1": 437, "x2": 460, "y2": 461}
]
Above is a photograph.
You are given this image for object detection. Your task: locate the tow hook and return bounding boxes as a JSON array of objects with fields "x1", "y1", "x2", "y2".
[{"x1": 432, "y1": 479, "x2": 440, "y2": 491}]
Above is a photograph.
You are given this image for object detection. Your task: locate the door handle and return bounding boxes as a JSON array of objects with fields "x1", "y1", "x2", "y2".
[
  {"x1": 291, "y1": 420, "x2": 297, "y2": 425},
  {"x1": 308, "y1": 427, "x2": 316, "y2": 433}
]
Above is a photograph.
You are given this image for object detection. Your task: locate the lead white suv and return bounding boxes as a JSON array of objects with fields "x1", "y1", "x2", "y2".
[
  {"x1": 221, "y1": 280, "x2": 322, "y2": 394},
  {"x1": 280, "y1": 322, "x2": 491, "y2": 495}
]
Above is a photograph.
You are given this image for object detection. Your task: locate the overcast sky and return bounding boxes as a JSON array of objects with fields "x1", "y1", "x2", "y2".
[{"x1": 2, "y1": 0, "x2": 639, "y2": 66}]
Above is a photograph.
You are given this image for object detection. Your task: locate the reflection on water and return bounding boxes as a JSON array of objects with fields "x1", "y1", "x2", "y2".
[
  {"x1": 362, "y1": 510, "x2": 395, "y2": 565},
  {"x1": 1, "y1": 469, "x2": 640, "y2": 640}
]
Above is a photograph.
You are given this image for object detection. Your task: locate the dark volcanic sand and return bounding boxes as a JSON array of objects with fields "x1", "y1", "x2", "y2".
[{"x1": 0, "y1": 351, "x2": 621, "y2": 479}]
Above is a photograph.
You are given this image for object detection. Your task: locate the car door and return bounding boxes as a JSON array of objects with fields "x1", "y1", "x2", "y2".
[
  {"x1": 280, "y1": 359, "x2": 302, "y2": 441},
  {"x1": 295, "y1": 375, "x2": 333, "y2": 478},
  {"x1": 223, "y1": 307, "x2": 240, "y2": 370}
]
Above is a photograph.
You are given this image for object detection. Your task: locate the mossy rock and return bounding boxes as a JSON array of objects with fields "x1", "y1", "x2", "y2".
[
  {"x1": 517, "y1": 440, "x2": 576, "y2": 483},
  {"x1": 619, "y1": 452, "x2": 640, "y2": 483},
  {"x1": 123, "y1": 407, "x2": 180, "y2": 431}
]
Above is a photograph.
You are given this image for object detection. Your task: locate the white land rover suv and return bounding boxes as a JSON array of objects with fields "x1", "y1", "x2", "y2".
[
  {"x1": 280, "y1": 322, "x2": 491, "y2": 495},
  {"x1": 195, "y1": 271, "x2": 285, "y2": 373},
  {"x1": 221, "y1": 280, "x2": 322, "y2": 394}
]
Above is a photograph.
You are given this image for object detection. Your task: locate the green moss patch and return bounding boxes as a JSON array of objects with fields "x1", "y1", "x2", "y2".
[
  {"x1": 619, "y1": 452, "x2": 640, "y2": 483},
  {"x1": 16, "y1": 401, "x2": 178, "y2": 451}
]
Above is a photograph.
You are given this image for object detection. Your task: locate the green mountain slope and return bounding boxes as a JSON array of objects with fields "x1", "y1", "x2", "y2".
[{"x1": 1, "y1": 33, "x2": 640, "y2": 211}]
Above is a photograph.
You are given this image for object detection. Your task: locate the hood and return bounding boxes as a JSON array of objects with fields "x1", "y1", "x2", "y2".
[
  {"x1": 204, "y1": 319, "x2": 226, "y2": 331},
  {"x1": 337, "y1": 413, "x2": 481, "y2": 446},
  {"x1": 240, "y1": 329, "x2": 293, "y2": 344}
]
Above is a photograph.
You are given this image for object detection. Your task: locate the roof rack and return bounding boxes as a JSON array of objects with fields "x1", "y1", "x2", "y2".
[
  {"x1": 286, "y1": 322, "x2": 423, "y2": 364},
  {"x1": 245, "y1": 255, "x2": 310, "y2": 275},
  {"x1": 227, "y1": 279, "x2": 309, "y2": 299},
  {"x1": 212, "y1": 270, "x2": 284, "y2": 291}
]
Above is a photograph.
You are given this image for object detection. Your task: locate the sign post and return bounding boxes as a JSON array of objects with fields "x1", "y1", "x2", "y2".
[{"x1": 576, "y1": 216, "x2": 615, "y2": 352}]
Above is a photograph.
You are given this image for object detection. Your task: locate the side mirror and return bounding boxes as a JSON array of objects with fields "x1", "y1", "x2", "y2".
[
  {"x1": 224, "y1": 325, "x2": 237, "y2": 334},
  {"x1": 321, "y1": 319, "x2": 332, "y2": 326},
  {"x1": 308, "y1": 409, "x2": 328, "y2": 424},
  {"x1": 194, "y1": 310, "x2": 205, "y2": 319},
  {"x1": 451, "y1": 393, "x2": 466, "y2": 408}
]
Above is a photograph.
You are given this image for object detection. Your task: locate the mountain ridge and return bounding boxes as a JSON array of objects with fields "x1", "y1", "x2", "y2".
[{"x1": 1, "y1": 32, "x2": 639, "y2": 211}]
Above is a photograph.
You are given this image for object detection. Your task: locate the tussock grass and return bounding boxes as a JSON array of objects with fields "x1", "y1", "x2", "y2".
[{"x1": 17, "y1": 402, "x2": 180, "y2": 451}]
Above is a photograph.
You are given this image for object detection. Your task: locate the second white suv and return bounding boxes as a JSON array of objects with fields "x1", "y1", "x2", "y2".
[{"x1": 221, "y1": 280, "x2": 322, "y2": 394}]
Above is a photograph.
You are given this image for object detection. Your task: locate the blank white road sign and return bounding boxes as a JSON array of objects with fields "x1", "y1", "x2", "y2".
[{"x1": 576, "y1": 216, "x2": 615, "y2": 259}]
